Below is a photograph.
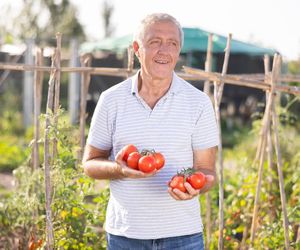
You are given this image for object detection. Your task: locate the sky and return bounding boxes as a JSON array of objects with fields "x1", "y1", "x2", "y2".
[{"x1": 1, "y1": 0, "x2": 300, "y2": 61}]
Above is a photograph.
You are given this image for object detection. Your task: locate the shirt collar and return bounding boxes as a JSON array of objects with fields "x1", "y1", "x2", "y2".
[{"x1": 130, "y1": 70, "x2": 182, "y2": 96}]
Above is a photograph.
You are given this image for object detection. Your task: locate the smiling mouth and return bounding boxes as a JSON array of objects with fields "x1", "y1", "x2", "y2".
[{"x1": 154, "y1": 59, "x2": 169, "y2": 64}]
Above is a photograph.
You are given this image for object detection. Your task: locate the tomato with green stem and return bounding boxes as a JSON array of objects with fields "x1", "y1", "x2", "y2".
[
  {"x1": 186, "y1": 172, "x2": 206, "y2": 189},
  {"x1": 169, "y1": 175, "x2": 187, "y2": 193},
  {"x1": 153, "y1": 152, "x2": 165, "y2": 170},
  {"x1": 138, "y1": 154, "x2": 156, "y2": 173},
  {"x1": 122, "y1": 144, "x2": 138, "y2": 161},
  {"x1": 127, "y1": 151, "x2": 141, "y2": 170}
]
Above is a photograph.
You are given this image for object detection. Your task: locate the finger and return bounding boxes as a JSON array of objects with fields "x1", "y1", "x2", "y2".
[
  {"x1": 205, "y1": 175, "x2": 215, "y2": 184},
  {"x1": 172, "y1": 188, "x2": 193, "y2": 200},
  {"x1": 184, "y1": 182, "x2": 200, "y2": 196},
  {"x1": 168, "y1": 188, "x2": 181, "y2": 200},
  {"x1": 115, "y1": 148, "x2": 125, "y2": 163},
  {"x1": 124, "y1": 168, "x2": 157, "y2": 179}
]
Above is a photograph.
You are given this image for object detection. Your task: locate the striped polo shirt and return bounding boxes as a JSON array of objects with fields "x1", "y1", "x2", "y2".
[{"x1": 87, "y1": 71, "x2": 219, "y2": 239}]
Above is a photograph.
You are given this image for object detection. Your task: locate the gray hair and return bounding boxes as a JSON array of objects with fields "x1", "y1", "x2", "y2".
[{"x1": 133, "y1": 13, "x2": 184, "y2": 47}]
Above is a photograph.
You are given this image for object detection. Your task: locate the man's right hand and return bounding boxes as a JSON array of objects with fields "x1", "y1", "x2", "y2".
[{"x1": 115, "y1": 147, "x2": 158, "y2": 179}]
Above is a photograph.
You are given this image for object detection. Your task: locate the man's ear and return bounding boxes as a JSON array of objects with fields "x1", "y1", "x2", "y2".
[{"x1": 133, "y1": 41, "x2": 140, "y2": 57}]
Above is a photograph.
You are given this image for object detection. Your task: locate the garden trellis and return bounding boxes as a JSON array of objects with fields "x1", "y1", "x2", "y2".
[{"x1": 0, "y1": 33, "x2": 300, "y2": 250}]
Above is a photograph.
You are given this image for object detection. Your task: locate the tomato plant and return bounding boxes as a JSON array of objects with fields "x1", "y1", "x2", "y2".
[{"x1": 122, "y1": 144, "x2": 138, "y2": 161}]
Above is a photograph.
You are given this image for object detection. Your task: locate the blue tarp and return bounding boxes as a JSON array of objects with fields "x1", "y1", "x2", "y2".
[{"x1": 80, "y1": 27, "x2": 277, "y2": 56}]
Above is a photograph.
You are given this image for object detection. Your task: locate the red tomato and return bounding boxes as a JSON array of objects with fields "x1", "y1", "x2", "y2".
[
  {"x1": 186, "y1": 172, "x2": 206, "y2": 189},
  {"x1": 28, "y1": 241, "x2": 35, "y2": 250},
  {"x1": 138, "y1": 155, "x2": 156, "y2": 173},
  {"x1": 122, "y1": 144, "x2": 138, "y2": 161},
  {"x1": 153, "y1": 152, "x2": 165, "y2": 170},
  {"x1": 126, "y1": 152, "x2": 141, "y2": 170},
  {"x1": 169, "y1": 175, "x2": 187, "y2": 193},
  {"x1": 37, "y1": 239, "x2": 43, "y2": 247}
]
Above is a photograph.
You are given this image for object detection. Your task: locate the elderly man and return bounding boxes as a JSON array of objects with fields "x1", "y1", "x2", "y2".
[{"x1": 82, "y1": 13, "x2": 218, "y2": 250}]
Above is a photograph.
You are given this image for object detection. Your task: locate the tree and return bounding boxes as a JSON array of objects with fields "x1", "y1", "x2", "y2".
[
  {"x1": 101, "y1": 0, "x2": 115, "y2": 38},
  {"x1": 8, "y1": 0, "x2": 85, "y2": 45}
]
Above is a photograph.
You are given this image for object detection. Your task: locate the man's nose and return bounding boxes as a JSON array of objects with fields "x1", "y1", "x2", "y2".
[{"x1": 158, "y1": 43, "x2": 170, "y2": 52}]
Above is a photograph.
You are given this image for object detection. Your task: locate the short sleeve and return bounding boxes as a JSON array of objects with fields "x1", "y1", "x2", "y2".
[
  {"x1": 192, "y1": 97, "x2": 219, "y2": 150},
  {"x1": 86, "y1": 93, "x2": 113, "y2": 151}
]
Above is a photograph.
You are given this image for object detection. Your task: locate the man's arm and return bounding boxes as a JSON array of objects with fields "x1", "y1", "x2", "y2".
[
  {"x1": 82, "y1": 144, "x2": 157, "y2": 180},
  {"x1": 168, "y1": 146, "x2": 217, "y2": 200}
]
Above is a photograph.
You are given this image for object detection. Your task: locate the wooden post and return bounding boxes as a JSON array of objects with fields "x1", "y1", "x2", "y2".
[
  {"x1": 79, "y1": 54, "x2": 92, "y2": 158},
  {"x1": 203, "y1": 33, "x2": 213, "y2": 250},
  {"x1": 204, "y1": 33, "x2": 213, "y2": 97},
  {"x1": 33, "y1": 48, "x2": 44, "y2": 170},
  {"x1": 68, "y1": 38, "x2": 81, "y2": 125},
  {"x1": 263, "y1": 55, "x2": 277, "y2": 221},
  {"x1": 271, "y1": 57, "x2": 290, "y2": 250},
  {"x1": 214, "y1": 34, "x2": 231, "y2": 250},
  {"x1": 44, "y1": 52, "x2": 56, "y2": 250},
  {"x1": 250, "y1": 54, "x2": 280, "y2": 246},
  {"x1": 127, "y1": 45, "x2": 134, "y2": 77},
  {"x1": 23, "y1": 38, "x2": 34, "y2": 128},
  {"x1": 52, "y1": 33, "x2": 62, "y2": 159}
]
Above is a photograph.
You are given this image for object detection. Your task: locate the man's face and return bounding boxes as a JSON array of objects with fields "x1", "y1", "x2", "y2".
[{"x1": 134, "y1": 21, "x2": 181, "y2": 80}]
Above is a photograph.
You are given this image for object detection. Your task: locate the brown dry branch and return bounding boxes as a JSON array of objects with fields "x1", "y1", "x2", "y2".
[
  {"x1": 249, "y1": 54, "x2": 281, "y2": 246},
  {"x1": 52, "y1": 33, "x2": 62, "y2": 160},
  {"x1": 203, "y1": 33, "x2": 214, "y2": 250},
  {"x1": 33, "y1": 49, "x2": 44, "y2": 170},
  {"x1": 183, "y1": 66, "x2": 300, "y2": 96},
  {"x1": 43, "y1": 52, "x2": 56, "y2": 250},
  {"x1": 79, "y1": 54, "x2": 92, "y2": 157},
  {"x1": 271, "y1": 90, "x2": 290, "y2": 250},
  {"x1": 214, "y1": 34, "x2": 231, "y2": 250}
]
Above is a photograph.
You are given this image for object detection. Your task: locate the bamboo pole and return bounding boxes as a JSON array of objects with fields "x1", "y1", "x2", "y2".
[
  {"x1": 43, "y1": 52, "x2": 56, "y2": 250},
  {"x1": 183, "y1": 66, "x2": 300, "y2": 96},
  {"x1": 33, "y1": 49, "x2": 44, "y2": 170},
  {"x1": 52, "y1": 33, "x2": 62, "y2": 160},
  {"x1": 203, "y1": 33, "x2": 213, "y2": 250},
  {"x1": 271, "y1": 74, "x2": 290, "y2": 250},
  {"x1": 79, "y1": 54, "x2": 92, "y2": 157},
  {"x1": 1, "y1": 62, "x2": 300, "y2": 95},
  {"x1": 264, "y1": 55, "x2": 277, "y2": 222},
  {"x1": 127, "y1": 45, "x2": 135, "y2": 78},
  {"x1": 214, "y1": 34, "x2": 231, "y2": 250},
  {"x1": 204, "y1": 33, "x2": 213, "y2": 97},
  {"x1": 250, "y1": 54, "x2": 280, "y2": 246}
]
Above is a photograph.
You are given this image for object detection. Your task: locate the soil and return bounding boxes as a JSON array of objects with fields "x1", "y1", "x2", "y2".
[{"x1": 0, "y1": 172, "x2": 15, "y2": 190}]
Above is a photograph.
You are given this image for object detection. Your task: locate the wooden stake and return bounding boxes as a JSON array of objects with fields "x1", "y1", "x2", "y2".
[
  {"x1": 44, "y1": 53, "x2": 56, "y2": 250},
  {"x1": 204, "y1": 33, "x2": 213, "y2": 97},
  {"x1": 52, "y1": 33, "x2": 62, "y2": 159},
  {"x1": 271, "y1": 68, "x2": 290, "y2": 250},
  {"x1": 127, "y1": 45, "x2": 135, "y2": 78},
  {"x1": 183, "y1": 66, "x2": 300, "y2": 96},
  {"x1": 203, "y1": 33, "x2": 213, "y2": 250},
  {"x1": 33, "y1": 49, "x2": 44, "y2": 170},
  {"x1": 79, "y1": 54, "x2": 92, "y2": 158},
  {"x1": 214, "y1": 34, "x2": 231, "y2": 250},
  {"x1": 250, "y1": 54, "x2": 280, "y2": 246}
]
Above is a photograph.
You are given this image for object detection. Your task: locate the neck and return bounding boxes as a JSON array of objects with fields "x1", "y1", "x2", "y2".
[{"x1": 138, "y1": 72, "x2": 173, "y2": 109}]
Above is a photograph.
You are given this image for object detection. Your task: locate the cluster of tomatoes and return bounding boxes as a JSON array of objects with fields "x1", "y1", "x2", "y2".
[
  {"x1": 169, "y1": 168, "x2": 206, "y2": 193},
  {"x1": 28, "y1": 235, "x2": 43, "y2": 250},
  {"x1": 122, "y1": 144, "x2": 165, "y2": 173}
]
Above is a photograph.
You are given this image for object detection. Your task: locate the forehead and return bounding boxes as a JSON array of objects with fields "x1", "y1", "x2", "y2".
[{"x1": 144, "y1": 21, "x2": 180, "y2": 41}]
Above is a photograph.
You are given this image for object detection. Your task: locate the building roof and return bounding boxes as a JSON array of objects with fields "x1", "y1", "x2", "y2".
[{"x1": 80, "y1": 27, "x2": 277, "y2": 56}]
